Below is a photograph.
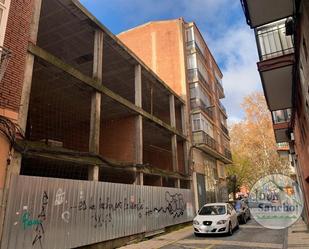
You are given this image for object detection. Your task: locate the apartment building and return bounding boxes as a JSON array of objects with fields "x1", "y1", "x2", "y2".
[
  {"x1": 241, "y1": 0, "x2": 309, "y2": 224},
  {"x1": 0, "y1": 0, "x2": 196, "y2": 247},
  {"x1": 118, "y1": 18, "x2": 233, "y2": 210}
]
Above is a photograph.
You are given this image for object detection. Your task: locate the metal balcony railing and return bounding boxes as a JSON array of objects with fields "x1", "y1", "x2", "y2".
[
  {"x1": 256, "y1": 19, "x2": 294, "y2": 61},
  {"x1": 219, "y1": 100, "x2": 227, "y2": 114},
  {"x1": 0, "y1": 46, "x2": 11, "y2": 83},
  {"x1": 186, "y1": 40, "x2": 206, "y2": 59},
  {"x1": 277, "y1": 142, "x2": 289, "y2": 150},
  {"x1": 217, "y1": 79, "x2": 224, "y2": 93},
  {"x1": 221, "y1": 124, "x2": 229, "y2": 136},
  {"x1": 187, "y1": 68, "x2": 211, "y2": 93},
  {"x1": 191, "y1": 99, "x2": 214, "y2": 119},
  {"x1": 224, "y1": 148, "x2": 232, "y2": 160},
  {"x1": 272, "y1": 108, "x2": 291, "y2": 124},
  {"x1": 193, "y1": 130, "x2": 217, "y2": 151}
]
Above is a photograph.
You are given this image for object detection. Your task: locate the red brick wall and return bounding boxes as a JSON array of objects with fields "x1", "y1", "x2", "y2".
[
  {"x1": 293, "y1": 113, "x2": 309, "y2": 221},
  {"x1": 143, "y1": 147, "x2": 173, "y2": 171},
  {"x1": 0, "y1": 0, "x2": 34, "y2": 112},
  {"x1": 118, "y1": 19, "x2": 185, "y2": 97},
  {"x1": 293, "y1": 0, "x2": 309, "y2": 223},
  {"x1": 100, "y1": 116, "x2": 136, "y2": 163}
]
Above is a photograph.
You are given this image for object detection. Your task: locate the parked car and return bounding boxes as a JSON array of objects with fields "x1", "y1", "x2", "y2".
[
  {"x1": 193, "y1": 203, "x2": 239, "y2": 236},
  {"x1": 233, "y1": 199, "x2": 251, "y2": 224}
]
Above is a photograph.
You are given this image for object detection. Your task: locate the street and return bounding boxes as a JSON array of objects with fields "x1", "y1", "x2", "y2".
[{"x1": 161, "y1": 219, "x2": 285, "y2": 249}]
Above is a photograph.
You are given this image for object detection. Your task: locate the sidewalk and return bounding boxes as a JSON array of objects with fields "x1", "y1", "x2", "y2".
[
  {"x1": 287, "y1": 218, "x2": 309, "y2": 249},
  {"x1": 118, "y1": 225, "x2": 193, "y2": 249}
]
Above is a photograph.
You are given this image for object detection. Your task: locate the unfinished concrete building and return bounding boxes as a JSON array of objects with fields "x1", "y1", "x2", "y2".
[
  {"x1": 21, "y1": 0, "x2": 189, "y2": 186},
  {"x1": 0, "y1": 0, "x2": 194, "y2": 245}
]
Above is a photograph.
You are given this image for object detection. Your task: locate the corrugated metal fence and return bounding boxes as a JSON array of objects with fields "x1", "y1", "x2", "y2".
[{"x1": 1, "y1": 175, "x2": 194, "y2": 249}]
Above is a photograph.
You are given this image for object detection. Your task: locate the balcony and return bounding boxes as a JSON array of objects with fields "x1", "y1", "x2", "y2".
[
  {"x1": 188, "y1": 68, "x2": 211, "y2": 93},
  {"x1": 219, "y1": 100, "x2": 227, "y2": 116},
  {"x1": 193, "y1": 130, "x2": 217, "y2": 151},
  {"x1": 277, "y1": 142, "x2": 289, "y2": 151},
  {"x1": 215, "y1": 72, "x2": 224, "y2": 99},
  {"x1": 221, "y1": 124, "x2": 229, "y2": 136},
  {"x1": 256, "y1": 19, "x2": 295, "y2": 111},
  {"x1": 272, "y1": 108, "x2": 291, "y2": 124},
  {"x1": 191, "y1": 99, "x2": 213, "y2": 120},
  {"x1": 241, "y1": 0, "x2": 294, "y2": 28},
  {"x1": 186, "y1": 40, "x2": 206, "y2": 59},
  {"x1": 272, "y1": 109, "x2": 291, "y2": 143},
  {"x1": 224, "y1": 148, "x2": 232, "y2": 161},
  {"x1": 193, "y1": 131, "x2": 232, "y2": 164}
]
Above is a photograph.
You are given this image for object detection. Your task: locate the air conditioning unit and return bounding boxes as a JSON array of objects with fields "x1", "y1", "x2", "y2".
[
  {"x1": 285, "y1": 17, "x2": 294, "y2": 36},
  {"x1": 290, "y1": 132, "x2": 295, "y2": 141}
]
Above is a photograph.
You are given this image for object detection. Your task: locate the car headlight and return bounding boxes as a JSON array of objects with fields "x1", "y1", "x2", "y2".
[
  {"x1": 193, "y1": 220, "x2": 199, "y2": 225},
  {"x1": 217, "y1": 220, "x2": 227, "y2": 225}
]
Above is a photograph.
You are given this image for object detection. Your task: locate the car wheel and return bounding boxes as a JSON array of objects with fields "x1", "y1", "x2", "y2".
[
  {"x1": 243, "y1": 215, "x2": 247, "y2": 224},
  {"x1": 228, "y1": 222, "x2": 233, "y2": 236},
  {"x1": 236, "y1": 220, "x2": 240, "y2": 230}
]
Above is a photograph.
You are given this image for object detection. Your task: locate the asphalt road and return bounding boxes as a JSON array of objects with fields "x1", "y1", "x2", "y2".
[{"x1": 160, "y1": 219, "x2": 286, "y2": 249}]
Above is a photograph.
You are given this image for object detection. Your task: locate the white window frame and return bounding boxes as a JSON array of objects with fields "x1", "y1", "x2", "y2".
[{"x1": 0, "y1": 0, "x2": 11, "y2": 47}]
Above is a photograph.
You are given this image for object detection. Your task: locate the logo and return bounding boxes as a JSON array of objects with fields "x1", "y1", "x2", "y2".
[{"x1": 248, "y1": 174, "x2": 303, "y2": 229}]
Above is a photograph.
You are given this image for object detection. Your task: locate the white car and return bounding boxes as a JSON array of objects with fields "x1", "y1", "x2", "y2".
[{"x1": 193, "y1": 203, "x2": 239, "y2": 236}]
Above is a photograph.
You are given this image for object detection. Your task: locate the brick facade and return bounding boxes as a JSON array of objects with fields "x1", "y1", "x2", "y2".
[{"x1": 0, "y1": 0, "x2": 34, "y2": 113}]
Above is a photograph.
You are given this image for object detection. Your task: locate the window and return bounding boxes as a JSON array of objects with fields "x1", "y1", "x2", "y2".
[
  {"x1": 186, "y1": 26, "x2": 194, "y2": 42},
  {"x1": 196, "y1": 56, "x2": 209, "y2": 83},
  {"x1": 187, "y1": 54, "x2": 197, "y2": 69},
  {"x1": 257, "y1": 19, "x2": 294, "y2": 60},
  {"x1": 272, "y1": 109, "x2": 291, "y2": 123},
  {"x1": 198, "y1": 205, "x2": 226, "y2": 215},
  {"x1": 214, "y1": 71, "x2": 223, "y2": 86},
  {"x1": 190, "y1": 83, "x2": 211, "y2": 107},
  {"x1": 0, "y1": 0, "x2": 10, "y2": 47},
  {"x1": 191, "y1": 113, "x2": 214, "y2": 137}
]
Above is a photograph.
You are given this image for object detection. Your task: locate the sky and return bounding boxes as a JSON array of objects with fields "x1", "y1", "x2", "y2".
[{"x1": 80, "y1": 0, "x2": 262, "y2": 124}]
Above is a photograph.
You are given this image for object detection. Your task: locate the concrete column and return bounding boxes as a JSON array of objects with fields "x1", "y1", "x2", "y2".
[
  {"x1": 192, "y1": 171, "x2": 199, "y2": 213},
  {"x1": 169, "y1": 95, "x2": 176, "y2": 128},
  {"x1": 171, "y1": 135, "x2": 178, "y2": 172},
  {"x1": 175, "y1": 178, "x2": 181, "y2": 188},
  {"x1": 135, "y1": 64, "x2": 142, "y2": 108},
  {"x1": 133, "y1": 172, "x2": 143, "y2": 185},
  {"x1": 135, "y1": 64, "x2": 143, "y2": 185},
  {"x1": 88, "y1": 165, "x2": 99, "y2": 181},
  {"x1": 180, "y1": 104, "x2": 190, "y2": 175},
  {"x1": 88, "y1": 30, "x2": 103, "y2": 181},
  {"x1": 169, "y1": 95, "x2": 178, "y2": 173},
  {"x1": 139, "y1": 172, "x2": 144, "y2": 186},
  {"x1": 135, "y1": 116, "x2": 143, "y2": 165},
  {"x1": 181, "y1": 104, "x2": 187, "y2": 135}
]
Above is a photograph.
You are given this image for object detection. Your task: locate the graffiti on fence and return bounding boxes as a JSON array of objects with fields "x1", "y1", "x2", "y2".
[{"x1": 2, "y1": 176, "x2": 194, "y2": 249}]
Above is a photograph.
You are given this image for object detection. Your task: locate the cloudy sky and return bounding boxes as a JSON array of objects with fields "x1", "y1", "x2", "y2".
[{"x1": 80, "y1": 0, "x2": 262, "y2": 123}]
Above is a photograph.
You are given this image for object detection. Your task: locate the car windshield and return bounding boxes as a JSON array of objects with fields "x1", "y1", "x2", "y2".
[{"x1": 199, "y1": 205, "x2": 226, "y2": 215}]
